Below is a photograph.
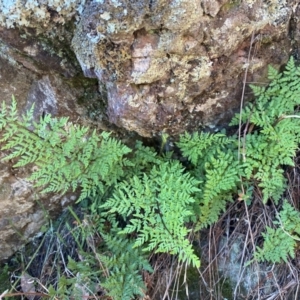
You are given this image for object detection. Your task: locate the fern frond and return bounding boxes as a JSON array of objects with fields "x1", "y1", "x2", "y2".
[
  {"x1": 99, "y1": 233, "x2": 152, "y2": 300},
  {"x1": 101, "y1": 160, "x2": 201, "y2": 267},
  {"x1": 254, "y1": 201, "x2": 300, "y2": 263},
  {"x1": 0, "y1": 99, "x2": 132, "y2": 202},
  {"x1": 254, "y1": 227, "x2": 295, "y2": 263},
  {"x1": 177, "y1": 131, "x2": 234, "y2": 166},
  {"x1": 274, "y1": 201, "x2": 300, "y2": 238}
]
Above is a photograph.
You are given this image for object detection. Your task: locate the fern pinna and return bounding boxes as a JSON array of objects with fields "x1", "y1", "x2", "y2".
[
  {"x1": 254, "y1": 201, "x2": 300, "y2": 263},
  {"x1": 0, "y1": 96, "x2": 131, "y2": 201}
]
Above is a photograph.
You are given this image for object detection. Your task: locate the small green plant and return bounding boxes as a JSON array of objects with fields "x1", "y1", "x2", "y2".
[
  {"x1": 2, "y1": 57, "x2": 300, "y2": 298},
  {"x1": 65, "y1": 230, "x2": 153, "y2": 300},
  {"x1": 101, "y1": 160, "x2": 201, "y2": 267},
  {"x1": 97, "y1": 233, "x2": 153, "y2": 300},
  {"x1": 254, "y1": 201, "x2": 300, "y2": 263},
  {"x1": 0, "y1": 97, "x2": 132, "y2": 201}
]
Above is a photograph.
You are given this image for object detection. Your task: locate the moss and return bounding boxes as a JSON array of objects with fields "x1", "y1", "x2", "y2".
[
  {"x1": 220, "y1": 0, "x2": 241, "y2": 14},
  {"x1": 0, "y1": 0, "x2": 86, "y2": 29},
  {"x1": 220, "y1": 277, "x2": 234, "y2": 299},
  {"x1": 36, "y1": 20, "x2": 77, "y2": 57},
  {"x1": 0, "y1": 263, "x2": 18, "y2": 299},
  {"x1": 66, "y1": 75, "x2": 108, "y2": 122},
  {"x1": 260, "y1": 35, "x2": 273, "y2": 45},
  {"x1": 66, "y1": 75, "x2": 98, "y2": 90}
]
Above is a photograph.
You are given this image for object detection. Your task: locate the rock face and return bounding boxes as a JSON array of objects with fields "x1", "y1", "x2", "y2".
[
  {"x1": 0, "y1": 0, "x2": 299, "y2": 260},
  {"x1": 0, "y1": 50, "x2": 85, "y2": 259},
  {"x1": 72, "y1": 0, "x2": 298, "y2": 136},
  {"x1": 0, "y1": 7, "x2": 100, "y2": 260}
]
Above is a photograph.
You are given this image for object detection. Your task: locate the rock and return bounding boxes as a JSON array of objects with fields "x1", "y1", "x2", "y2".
[
  {"x1": 0, "y1": 157, "x2": 78, "y2": 260},
  {"x1": 0, "y1": 0, "x2": 85, "y2": 29},
  {"x1": 0, "y1": 18, "x2": 100, "y2": 260},
  {"x1": 72, "y1": 0, "x2": 297, "y2": 136}
]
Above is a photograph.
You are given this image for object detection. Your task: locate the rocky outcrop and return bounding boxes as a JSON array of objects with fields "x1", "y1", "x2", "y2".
[
  {"x1": 1, "y1": 0, "x2": 298, "y2": 136},
  {"x1": 0, "y1": 0, "x2": 299, "y2": 260},
  {"x1": 72, "y1": 0, "x2": 298, "y2": 136},
  {"x1": 0, "y1": 6, "x2": 100, "y2": 260}
]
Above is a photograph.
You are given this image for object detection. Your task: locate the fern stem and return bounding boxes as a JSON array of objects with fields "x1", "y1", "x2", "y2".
[
  {"x1": 155, "y1": 199, "x2": 173, "y2": 238},
  {"x1": 238, "y1": 31, "x2": 255, "y2": 162},
  {"x1": 281, "y1": 115, "x2": 300, "y2": 119}
]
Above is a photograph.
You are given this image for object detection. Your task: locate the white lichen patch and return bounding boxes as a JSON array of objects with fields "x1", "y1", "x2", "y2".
[
  {"x1": 193, "y1": 90, "x2": 229, "y2": 113},
  {"x1": 0, "y1": 41, "x2": 18, "y2": 66},
  {"x1": 190, "y1": 58, "x2": 212, "y2": 82},
  {"x1": 252, "y1": 0, "x2": 290, "y2": 26},
  {"x1": 127, "y1": 94, "x2": 141, "y2": 108},
  {"x1": 100, "y1": 11, "x2": 111, "y2": 21},
  {"x1": 0, "y1": 0, "x2": 86, "y2": 28},
  {"x1": 23, "y1": 45, "x2": 38, "y2": 56}
]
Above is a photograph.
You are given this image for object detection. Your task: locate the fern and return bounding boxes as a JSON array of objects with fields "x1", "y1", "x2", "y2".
[
  {"x1": 101, "y1": 160, "x2": 201, "y2": 267},
  {"x1": 0, "y1": 97, "x2": 131, "y2": 201},
  {"x1": 175, "y1": 57, "x2": 300, "y2": 238},
  {"x1": 1, "y1": 56, "x2": 300, "y2": 293},
  {"x1": 177, "y1": 131, "x2": 241, "y2": 229},
  {"x1": 231, "y1": 57, "x2": 300, "y2": 127},
  {"x1": 177, "y1": 131, "x2": 235, "y2": 166},
  {"x1": 254, "y1": 201, "x2": 300, "y2": 263},
  {"x1": 197, "y1": 150, "x2": 241, "y2": 229},
  {"x1": 67, "y1": 230, "x2": 152, "y2": 300},
  {"x1": 126, "y1": 140, "x2": 164, "y2": 177},
  {"x1": 198, "y1": 58, "x2": 300, "y2": 206},
  {"x1": 131, "y1": 57, "x2": 300, "y2": 264},
  {"x1": 275, "y1": 201, "x2": 300, "y2": 236},
  {"x1": 254, "y1": 227, "x2": 295, "y2": 263},
  {"x1": 98, "y1": 233, "x2": 153, "y2": 300}
]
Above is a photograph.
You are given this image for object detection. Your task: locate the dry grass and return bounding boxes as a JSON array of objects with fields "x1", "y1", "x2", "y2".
[
  {"x1": 146, "y1": 165, "x2": 300, "y2": 300},
  {"x1": 2, "y1": 168, "x2": 300, "y2": 300}
]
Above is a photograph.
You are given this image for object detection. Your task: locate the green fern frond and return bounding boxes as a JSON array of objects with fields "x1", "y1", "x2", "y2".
[
  {"x1": 99, "y1": 233, "x2": 152, "y2": 300},
  {"x1": 101, "y1": 160, "x2": 201, "y2": 267},
  {"x1": 0, "y1": 98, "x2": 131, "y2": 201},
  {"x1": 177, "y1": 132, "x2": 240, "y2": 229},
  {"x1": 254, "y1": 227, "x2": 295, "y2": 263},
  {"x1": 274, "y1": 201, "x2": 300, "y2": 238},
  {"x1": 177, "y1": 131, "x2": 234, "y2": 166},
  {"x1": 254, "y1": 201, "x2": 300, "y2": 263}
]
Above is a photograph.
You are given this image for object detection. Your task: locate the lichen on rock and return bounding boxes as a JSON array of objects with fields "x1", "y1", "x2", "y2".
[
  {"x1": 72, "y1": 0, "x2": 295, "y2": 137},
  {"x1": 0, "y1": 0, "x2": 86, "y2": 28}
]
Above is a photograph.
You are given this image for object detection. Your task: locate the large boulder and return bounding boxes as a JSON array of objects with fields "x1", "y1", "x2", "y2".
[{"x1": 72, "y1": 0, "x2": 298, "y2": 136}]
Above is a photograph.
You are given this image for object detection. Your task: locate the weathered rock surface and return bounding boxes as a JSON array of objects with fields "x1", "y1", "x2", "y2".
[
  {"x1": 0, "y1": 0, "x2": 299, "y2": 260},
  {"x1": 72, "y1": 0, "x2": 298, "y2": 136},
  {"x1": 0, "y1": 20, "x2": 100, "y2": 260}
]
